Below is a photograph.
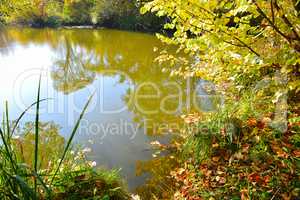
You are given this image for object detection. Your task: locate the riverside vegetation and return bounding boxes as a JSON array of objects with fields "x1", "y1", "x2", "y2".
[
  {"x1": 0, "y1": 79, "x2": 130, "y2": 199},
  {"x1": 140, "y1": 0, "x2": 300, "y2": 199},
  {"x1": 0, "y1": 0, "x2": 164, "y2": 32},
  {"x1": 1, "y1": 0, "x2": 300, "y2": 200}
]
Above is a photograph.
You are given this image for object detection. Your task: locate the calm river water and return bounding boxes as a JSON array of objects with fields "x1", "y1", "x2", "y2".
[{"x1": 0, "y1": 27, "x2": 218, "y2": 192}]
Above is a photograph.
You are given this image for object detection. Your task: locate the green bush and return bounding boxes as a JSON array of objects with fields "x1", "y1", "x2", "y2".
[
  {"x1": 63, "y1": 0, "x2": 95, "y2": 25},
  {"x1": 44, "y1": 16, "x2": 62, "y2": 28}
]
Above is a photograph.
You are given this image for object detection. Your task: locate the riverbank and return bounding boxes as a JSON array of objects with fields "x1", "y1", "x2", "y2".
[
  {"x1": 169, "y1": 113, "x2": 300, "y2": 199},
  {"x1": 5, "y1": 20, "x2": 164, "y2": 34},
  {"x1": 139, "y1": 0, "x2": 300, "y2": 199}
]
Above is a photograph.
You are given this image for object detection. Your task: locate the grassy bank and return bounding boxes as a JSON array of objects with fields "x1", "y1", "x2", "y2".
[
  {"x1": 170, "y1": 104, "x2": 300, "y2": 199},
  {"x1": 140, "y1": 0, "x2": 300, "y2": 199}
]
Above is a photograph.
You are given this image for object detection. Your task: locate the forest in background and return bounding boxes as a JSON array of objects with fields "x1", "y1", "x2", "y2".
[{"x1": 0, "y1": 0, "x2": 164, "y2": 32}]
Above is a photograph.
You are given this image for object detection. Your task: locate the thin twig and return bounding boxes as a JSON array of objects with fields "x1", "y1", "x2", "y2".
[
  {"x1": 270, "y1": 188, "x2": 280, "y2": 200},
  {"x1": 270, "y1": 0, "x2": 275, "y2": 23},
  {"x1": 174, "y1": 9, "x2": 260, "y2": 57},
  {"x1": 273, "y1": 0, "x2": 300, "y2": 41},
  {"x1": 253, "y1": 0, "x2": 291, "y2": 43}
]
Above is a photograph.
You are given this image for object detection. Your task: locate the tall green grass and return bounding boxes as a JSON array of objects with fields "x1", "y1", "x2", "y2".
[
  {"x1": 0, "y1": 78, "x2": 53, "y2": 199},
  {"x1": 0, "y1": 79, "x2": 129, "y2": 199}
]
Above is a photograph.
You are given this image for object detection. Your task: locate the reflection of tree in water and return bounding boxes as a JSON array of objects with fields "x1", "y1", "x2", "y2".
[
  {"x1": 124, "y1": 77, "x2": 223, "y2": 135},
  {"x1": 0, "y1": 28, "x2": 13, "y2": 55},
  {"x1": 44, "y1": 29, "x2": 189, "y2": 132},
  {"x1": 134, "y1": 140, "x2": 183, "y2": 199},
  {"x1": 2, "y1": 28, "x2": 224, "y2": 197},
  {"x1": 123, "y1": 77, "x2": 189, "y2": 135},
  {"x1": 3, "y1": 27, "x2": 221, "y2": 136},
  {"x1": 51, "y1": 38, "x2": 97, "y2": 94},
  {"x1": 3, "y1": 28, "x2": 169, "y2": 91},
  {"x1": 12, "y1": 121, "x2": 65, "y2": 169}
]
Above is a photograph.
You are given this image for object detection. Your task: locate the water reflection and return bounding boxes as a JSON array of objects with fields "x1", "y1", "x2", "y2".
[
  {"x1": 0, "y1": 28, "x2": 221, "y2": 192},
  {"x1": 52, "y1": 38, "x2": 96, "y2": 94},
  {"x1": 0, "y1": 28, "x2": 12, "y2": 55},
  {"x1": 13, "y1": 121, "x2": 65, "y2": 169}
]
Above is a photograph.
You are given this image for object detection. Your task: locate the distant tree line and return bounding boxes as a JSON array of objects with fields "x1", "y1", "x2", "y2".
[{"x1": 0, "y1": 0, "x2": 165, "y2": 32}]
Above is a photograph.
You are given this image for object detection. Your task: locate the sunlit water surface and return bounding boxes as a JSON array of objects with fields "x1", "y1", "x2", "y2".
[{"x1": 0, "y1": 27, "x2": 218, "y2": 192}]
